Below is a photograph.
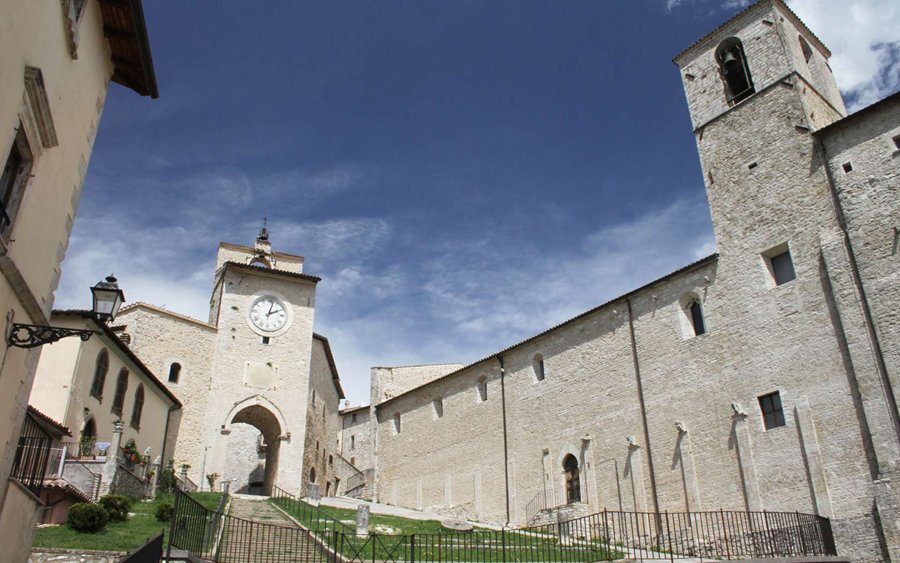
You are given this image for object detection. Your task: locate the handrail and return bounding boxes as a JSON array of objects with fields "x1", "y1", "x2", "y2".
[{"x1": 270, "y1": 485, "x2": 353, "y2": 533}]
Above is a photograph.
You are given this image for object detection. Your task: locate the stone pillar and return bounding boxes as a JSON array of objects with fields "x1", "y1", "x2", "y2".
[
  {"x1": 308, "y1": 482, "x2": 321, "y2": 506},
  {"x1": 626, "y1": 436, "x2": 648, "y2": 512},
  {"x1": 731, "y1": 403, "x2": 762, "y2": 511},
  {"x1": 794, "y1": 399, "x2": 833, "y2": 517},
  {"x1": 148, "y1": 456, "x2": 162, "y2": 499},
  {"x1": 179, "y1": 465, "x2": 189, "y2": 490},
  {"x1": 100, "y1": 421, "x2": 124, "y2": 497},
  {"x1": 675, "y1": 422, "x2": 702, "y2": 512},
  {"x1": 356, "y1": 505, "x2": 370, "y2": 538}
]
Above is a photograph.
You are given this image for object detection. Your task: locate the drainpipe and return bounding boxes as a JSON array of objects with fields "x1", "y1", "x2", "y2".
[
  {"x1": 814, "y1": 136, "x2": 900, "y2": 452},
  {"x1": 499, "y1": 354, "x2": 511, "y2": 526},
  {"x1": 625, "y1": 297, "x2": 661, "y2": 515}
]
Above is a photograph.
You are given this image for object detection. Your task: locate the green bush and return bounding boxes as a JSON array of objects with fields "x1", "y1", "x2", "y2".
[
  {"x1": 99, "y1": 494, "x2": 133, "y2": 522},
  {"x1": 156, "y1": 502, "x2": 174, "y2": 522},
  {"x1": 67, "y1": 503, "x2": 109, "y2": 533}
]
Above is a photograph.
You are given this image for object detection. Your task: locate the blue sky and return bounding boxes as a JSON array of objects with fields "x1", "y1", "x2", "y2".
[{"x1": 56, "y1": 0, "x2": 900, "y2": 404}]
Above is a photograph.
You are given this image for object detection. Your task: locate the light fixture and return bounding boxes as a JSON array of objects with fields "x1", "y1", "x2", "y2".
[{"x1": 7, "y1": 275, "x2": 125, "y2": 348}]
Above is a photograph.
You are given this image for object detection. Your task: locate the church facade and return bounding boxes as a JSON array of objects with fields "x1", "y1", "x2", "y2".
[{"x1": 363, "y1": 1, "x2": 900, "y2": 561}]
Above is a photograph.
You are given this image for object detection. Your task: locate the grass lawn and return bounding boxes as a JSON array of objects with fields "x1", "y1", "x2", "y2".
[
  {"x1": 270, "y1": 497, "x2": 623, "y2": 562},
  {"x1": 32, "y1": 492, "x2": 223, "y2": 553}
]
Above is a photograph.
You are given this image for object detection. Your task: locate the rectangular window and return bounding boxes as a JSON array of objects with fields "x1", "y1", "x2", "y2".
[
  {"x1": 433, "y1": 398, "x2": 443, "y2": 419},
  {"x1": 764, "y1": 244, "x2": 797, "y2": 286},
  {"x1": 758, "y1": 392, "x2": 786, "y2": 430},
  {"x1": 0, "y1": 127, "x2": 34, "y2": 241},
  {"x1": 478, "y1": 378, "x2": 488, "y2": 402}
]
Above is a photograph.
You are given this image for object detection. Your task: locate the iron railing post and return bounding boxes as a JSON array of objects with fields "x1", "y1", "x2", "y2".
[
  {"x1": 720, "y1": 509, "x2": 730, "y2": 560},
  {"x1": 411, "y1": 533, "x2": 416, "y2": 563},
  {"x1": 665, "y1": 511, "x2": 674, "y2": 563}
]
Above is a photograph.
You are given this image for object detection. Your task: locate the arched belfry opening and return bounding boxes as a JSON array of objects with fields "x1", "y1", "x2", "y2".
[
  {"x1": 224, "y1": 404, "x2": 282, "y2": 495},
  {"x1": 563, "y1": 454, "x2": 581, "y2": 504},
  {"x1": 716, "y1": 38, "x2": 755, "y2": 104}
]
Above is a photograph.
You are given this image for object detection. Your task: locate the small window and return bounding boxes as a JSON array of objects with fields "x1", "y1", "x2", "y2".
[
  {"x1": 892, "y1": 135, "x2": 900, "y2": 151},
  {"x1": 130, "y1": 384, "x2": 145, "y2": 429},
  {"x1": 433, "y1": 398, "x2": 443, "y2": 419},
  {"x1": 111, "y1": 368, "x2": 129, "y2": 415},
  {"x1": 393, "y1": 412, "x2": 401, "y2": 434},
  {"x1": 316, "y1": 440, "x2": 319, "y2": 451},
  {"x1": 689, "y1": 301, "x2": 706, "y2": 336},
  {"x1": 351, "y1": 413, "x2": 358, "y2": 423},
  {"x1": 310, "y1": 467, "x2": 316, "y2": 483},
  {"x1": 328, "y1": 455, "x2": 333, "y2": 466},
  {"x1": 90, "y1": 349, "x2": 109, "y2": 401},
  {"x1": 168, "y1": 362, "x2": 181, "y2": 383},
  {"x1": 261, "y1": 336, "x2": 270, "y2": 345},
  {"x1": 350, "y1": 457, "x2": 356, "y2": 466},
  {"x1": 842, "y1": 162, "x2": 853, "y2": 173},
  {"x1": 759, "y1": 391, "x2": 786, "y2": 429},
  {"x1": 768, "y1": 248, "x2": 797, "y2": 286},
  {"x1": 312, "y1": 390, "x2": 316, "y2": 406},
  {"x1": 0, "y1": 126, "x2": 34, "y2": 241},
  {"x1": 798, "y1": 35, "x2": 813, "y2": 63},
  {"x1": 477, "y1": 377, "x2": 488, "y2": 402},
  {"x1": 533, "y1": 354, "x2": 545, "y2": 382},
  {"x1": 350, "y1": 435, "x2": 355, "y2": 450}
]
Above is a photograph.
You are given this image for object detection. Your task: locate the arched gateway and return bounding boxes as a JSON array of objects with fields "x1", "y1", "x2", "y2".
[{"x1": 220, "y1": 397, "x2": 287, "y2": 495}]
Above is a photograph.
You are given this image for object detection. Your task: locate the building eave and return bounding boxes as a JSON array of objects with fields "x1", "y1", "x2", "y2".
[
  {"x1": 314, "y1": 332, "x2": 346, "y2": 400},
  {"x1": 98, "y1": 0, "x2": 159, "y2": 98}
]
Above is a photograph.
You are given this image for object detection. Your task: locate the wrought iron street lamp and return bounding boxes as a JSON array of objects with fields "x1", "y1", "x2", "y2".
[{"x1": 7, "y1": 275, "x2": 125, "y2": 348}]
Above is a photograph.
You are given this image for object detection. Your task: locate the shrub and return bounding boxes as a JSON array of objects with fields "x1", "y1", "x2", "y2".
[
  {"x1": 99, "y1": 494, "x2": 133, "y2": 522},
  {"x1": 156, "y1": 502, "x2": 174, "y2": 522},
  {"x1": 67, "y1": 503, "x2": 109, "y2": 533},
  {"x1": 158, "y1": 459, "x2": 176, "y2": 493}
]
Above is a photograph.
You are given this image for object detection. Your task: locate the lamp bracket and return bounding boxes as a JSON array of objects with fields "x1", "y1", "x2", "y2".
[{"x1": 7, "y1": 323, "x2": 98, "y2": 349}]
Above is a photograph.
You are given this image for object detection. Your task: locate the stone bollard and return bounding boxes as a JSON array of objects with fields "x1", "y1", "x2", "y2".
[
  {"x1": 356, "y1": 505, "x2": 370, "y2": 538},
  {"x1": 308, "y1": 483, "x2": 321, "y2": 507},
  {"x1": 179, "y1": 466, "x2": 189, "y2": 490},
  {"x1": 100, "y1": 421, "x2": 125, "y2": 497}
]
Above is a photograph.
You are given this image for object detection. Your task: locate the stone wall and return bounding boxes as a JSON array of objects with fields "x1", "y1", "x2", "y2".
[
  {"x1": 301, "y1": 336, "x2": 343, "y2": 497},
  {"x1": 339, "y1": 407, "x2": 373, "y2": 472}
]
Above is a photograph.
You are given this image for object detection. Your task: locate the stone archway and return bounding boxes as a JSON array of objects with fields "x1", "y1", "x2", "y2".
[{"x1": 221, "y1": 398, "x2": 285, "y2": 495}]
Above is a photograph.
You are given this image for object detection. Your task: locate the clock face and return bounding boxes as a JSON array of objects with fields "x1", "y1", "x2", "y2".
[{"x1": 249, "y1": 295, "x2": 288, "y2": 333}]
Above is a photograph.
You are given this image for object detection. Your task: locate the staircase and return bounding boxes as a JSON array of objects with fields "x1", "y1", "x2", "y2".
[
  {"x1": 217, "y1": 495, "x2": 321, "y2": 562},
  {"x1": 527, "y1": 502, "x2": 593, "y2": 528}
]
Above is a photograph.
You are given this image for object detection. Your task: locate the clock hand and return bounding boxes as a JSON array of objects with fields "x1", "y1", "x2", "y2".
[{"x1": 267, "y1": 302, "x2": 275, "y2": 316}]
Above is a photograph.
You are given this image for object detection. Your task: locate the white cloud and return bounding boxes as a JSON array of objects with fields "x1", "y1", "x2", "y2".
[{"x1": 786, "y1": 0, "x2": 900, "y2": 110}]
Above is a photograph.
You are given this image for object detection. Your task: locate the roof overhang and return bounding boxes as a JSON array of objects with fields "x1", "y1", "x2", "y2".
[{"x1": 99, "y1": 0, "x2": 159, "y2": 98}]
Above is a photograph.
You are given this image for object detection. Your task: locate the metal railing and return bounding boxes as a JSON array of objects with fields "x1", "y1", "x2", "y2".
[
  {"x1": 271, "y1": 485, "x2": 353, "y2": 533},
  {"x1": 524, "y1": 487, "x2": 570, "y2": 524},
  {"x1": 172, "y1": 487, "x2": 837, "y2": 562},
  {"x1": 525, "y1": 508, "x2": 836, "y2": 561},
  {"x1": 11, "y1": 414, "x2": 53, "y2": 494},
  {"x1": 120, "y1": 530, "x2": 165, "y2": 562}
]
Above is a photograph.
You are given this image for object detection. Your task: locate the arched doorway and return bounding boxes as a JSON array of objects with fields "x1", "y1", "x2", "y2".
[
  {"x1": 223, "y1": 404, "x2": 282, "y2": 495},
  {"x1": 80, "y1": 418, "x2": 96, "y2": 458},
  {"x1": 563, "y1": 454, "x2": 581, "y2": 504}
]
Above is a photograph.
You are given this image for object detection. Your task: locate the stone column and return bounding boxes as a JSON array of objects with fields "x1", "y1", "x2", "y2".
[
  {"x1": 731, "y1": 403, "x2": 761, "y2": 511},
  {"x1": 675, "y1": 422, "x2": 702, "y2": 512},
  {"x1": 100, "y1": 421, "x2": 124, "y2": 497},
  {"x1": 626, "y1": 436, "x2": 648, "y2": 513},
  {"x1": 356, "y1": 505, "x2": 370, "y2": 538},
  {"x1": 148, "y1": 456, "x2": 162, "y2": 499},
  {"x1": 179, "y1": 465, "x2": 189, "y2": 490}
]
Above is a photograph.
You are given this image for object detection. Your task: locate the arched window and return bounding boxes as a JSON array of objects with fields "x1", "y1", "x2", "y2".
[
  {"x1": 112, "y1": 368, "x2": 129, "y2": 415},
  {"x1": 433, "y1": 397, "x2": 443, "y2": 419},
  {"x1": 533, "y1": 354, "x2": 545, "y2": 382},
  {"x1": 168, "y1": 362, "x2": 181, "y2": 383},
  {"x1": 477, "y1": 377, "x2": 488, "y2": 402},
  {"x1": 329, "y1": 455, "x2": 333, "y2": 466},
  {"x1": 716, "y1": 38, "x2": 755, "y2": 104},
  {"x1": 130, "y1": 384, "x2": 145, "y2": 429},
  {"x1": 798, "y1": 35, "x2": 813, "y2": 63},
  {"x1": 310, "y1": 467, "x2": 317, "y2": 483},
  {"x1": 563, "y1": 454, "x2": 581, "y2": 504},
  {"x1": 249, "y1": 256, "x2": 271, "y2": 268},
  {"x1": 689, "y1": 300, "x2": 706, "y2": 336},
  {"x1": 90, "y1": 349, "x2": 109, "y2": 401}
]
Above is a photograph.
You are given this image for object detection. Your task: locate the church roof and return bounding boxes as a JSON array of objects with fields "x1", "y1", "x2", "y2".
[
  {"x1": 223, "y1": 261, "x2": 322, "y2": 283},
  {"x1": 376, "y1": 253, "x2": 719, "y2": 409},
  {"x1": 313, "y1": 332, "x2": 346, "y2": 399},
  {"x1": 218, "y1": 242, "x2": 305, "y2": 261},
  {"x1": 813, "y1": 91, "x2": 900, "y2": 137},
  {"x1": 51, "y1": 310, "x2": 183, "y2": 408},
  {"x1": 672, "y1": 0, "x2": 830, "y2": 64},
  {"x1": 118, "y1": 302, "x2": 216, "y2": 330}
]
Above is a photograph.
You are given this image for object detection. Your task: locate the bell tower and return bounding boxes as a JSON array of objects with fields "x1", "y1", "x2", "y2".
[{"x1": 673, "y1": 0, "x2": 847, "y2": 263}]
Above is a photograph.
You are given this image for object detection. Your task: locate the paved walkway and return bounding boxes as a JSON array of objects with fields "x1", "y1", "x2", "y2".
[{"x1": 318, "y1": 495, "x2": 503, "y2": 530}]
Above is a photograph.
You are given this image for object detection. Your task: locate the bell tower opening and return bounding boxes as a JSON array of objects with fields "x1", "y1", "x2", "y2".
[{"x1": 716, "y1": 38, "x2": 754, "y2": 105}]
